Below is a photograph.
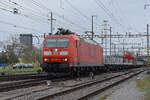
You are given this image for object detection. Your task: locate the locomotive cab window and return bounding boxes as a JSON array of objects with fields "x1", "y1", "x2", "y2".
[
  {"x1": 57, "y1": 38, "x2": 70, "y2": 48},
  {"x1": 45, "y1": 38, "x2": 57, "y2": 48},
  {"x1": 45, "y1": 38, "x2": 70, "y2": 48}
]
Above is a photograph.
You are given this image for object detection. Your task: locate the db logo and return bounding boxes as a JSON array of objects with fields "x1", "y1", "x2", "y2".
[{"x1": 53, "y1": 51, "x2": 58, "y2": 55}]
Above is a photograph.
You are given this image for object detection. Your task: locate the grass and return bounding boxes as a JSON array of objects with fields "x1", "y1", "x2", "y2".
[
  {"x1": 100, "y1": 94, "x2": 109, "y2": 100},
  {"x1": 136, "y1": 75, "x2": 150, "y2": 100},
  {"x1": 0, "y1": 66, "x2": 42, "y2": 74},
  {"x1": 137, "y1": 76, "x2": 150, "y2": 91},
  {"x1": 104, "y1": 74, "x2": 109, "y2": 78},
  {"x1": 143, "y1": 90, "x2": 150, "y2": 100}
]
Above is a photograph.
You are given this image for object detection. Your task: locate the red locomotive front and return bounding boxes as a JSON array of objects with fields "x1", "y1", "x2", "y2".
[
  {"x1": 41, "y1": 35, "x2": 78, "y2": 73},
  {"x1": 123, "y1": 53, "x2": 134, "y2": 64}
]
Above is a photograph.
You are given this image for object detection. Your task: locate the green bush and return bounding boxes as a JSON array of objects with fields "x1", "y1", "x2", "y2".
[{"x1": 0, "y1": 66, "x2": 42, "y2": 74}]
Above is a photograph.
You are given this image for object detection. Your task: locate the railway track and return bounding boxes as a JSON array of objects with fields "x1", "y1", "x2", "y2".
[
  {"x1": 1, "y1": 69, "x2": 143, "y2": 100},
  {"x1": 0, "y1": 73, "x2": 47, "y2": 82},
  {"x1": 0, "y1": 68, "x2": 146, "y2": 100},
  {"x1": 77, "y1": 70, "x2": 143, "y2": 100},
  {"x1": 0, "y1": 78, "x2": 47, "y2": 92},
  {"x1": 0, "y1": 73, "x2": 71, "y2": 93},
  {"x1": 35, "y1": 69, "x2": 144, "y2": 100}
]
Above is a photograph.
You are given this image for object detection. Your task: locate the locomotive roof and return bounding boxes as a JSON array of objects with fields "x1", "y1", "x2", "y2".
[
  {"x1": 79, "y1": 37, "x2": 101, "y2": 46},
  {"x1": 45, "y1": 34, "x2": 101, "y2": 46},
  {"x1": 123, "y1": 53, "x2": 134, "y2": 59}
]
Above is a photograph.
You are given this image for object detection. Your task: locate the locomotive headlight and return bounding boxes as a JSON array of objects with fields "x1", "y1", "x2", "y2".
[
  {"x1": 44, "y1": 58, "x2": 49, "y2": 61},
  {"x1": 62, "y1": 58, "x2": 68, "y2": 62},
  {"x1": 60, "y1": 51, "x2": 68, "y2": 55},
  {"x1": 55, "y1": 49, "x2": 58, "y2": 52},
  {"x1": 44, "y1": 51, "x2": 52, "y2": 55},
  {"x1": 64, "y1": 58, "x2": 68, "y2": 61}
]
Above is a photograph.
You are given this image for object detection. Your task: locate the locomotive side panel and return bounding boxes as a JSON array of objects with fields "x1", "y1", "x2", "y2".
[
  {"x1": 99, "y1": 46, "x2": 104, "y2": 63},
  {"x1": 68, "y1": 36, "x2": 79, "y2": 67},
  {"x1": 77, "y1": 41, "x2": 103, "y2": 66}
]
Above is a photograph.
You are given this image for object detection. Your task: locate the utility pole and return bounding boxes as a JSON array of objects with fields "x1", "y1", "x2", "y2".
[
  {"x1": 144, "y1": 1, "x2": 150, "y2": 66},
  {"x1": 147, "y1": 24, "x2": 149, "y2": 50},
  {"x1": 101, "y1": 31, "x2": 104, "y2": 45},
  {"x1": 91, "y1": 15, "x2": 97, "y2": 40},
  {"x1": 48, "y1": 12, "x2": 56, "y2": 34},
  {"x1": 104, "y1": 20, "x2": 108, "y2": 56},
  {"x1": 50, "y1": 12, "x2": 55, "y2": 34},
  {"x1": 110, "y1": 27, "x2": 112, "y2": 56},
  {"x1": 123, "y1": 39, "x2": 125, "y2": 54},
  {"x1": 51, "y1": 12, "x2": 53, "y2": 34},
  {"x1": 114, "y1": 44, "x2": 116, "y2": 56},
  {"x1": 147, "y1": 24, "x2": 150, "y2": 66},
  {"x1": 91, "y1": 16, "x2": 94, "y2": 40}
]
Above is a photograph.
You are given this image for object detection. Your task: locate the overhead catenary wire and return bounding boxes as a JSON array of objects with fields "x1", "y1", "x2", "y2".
[
  {"x1": 0, "y1": 8, "x2": 48, "y2": 31},
  {"x1": 0, "y1": 0, "x2": 135, "y2": 35},
  {"x1": 112, "y1": 0, "x2": 138, "y2": 32},
  {"x1": 98, "y1": 0, "x2": 124, "y2": 27},
  {"x1": 94, "y1": 0, "x2": 126, "y2": 32},
  {"x1": 0, "y1": 1, "x2": 51, "y2": 29},
  {"x1": 0, "y1": 30, "x2": 35, "y2": 36},
  {"x1": 65, "y1": 0, "x2": 90, "y2": 20},
  {"x1": 0, "y1": 0, "x2": 85, "y2": 34},
  {"x1": 29, "y1": 0, "x2": 87, "y2": 31},
  {"x1": 1, "y1": 0, "x2": 107, "y2": 34},
  {"x1": 0, "y1": 19, "x2": 43, "y2": 32},
  {"x1": 110, "y1": 0, "x2": 127, "y2": 29},
  {"x1": 16, "y1": 0, "x2": 87, "y2": 33},
  {"x1": 0, "y1": 0, "x2": 50, "y2": 25},
  {"x1": 0, "y1": 1, "x2": 14, "y2": 9},
  {"x1": 0, "y1": 1, "x2": 84, "y2": 34},
  {"x1": 65, "y1": 0, "x2": 103, "y2": 32}
]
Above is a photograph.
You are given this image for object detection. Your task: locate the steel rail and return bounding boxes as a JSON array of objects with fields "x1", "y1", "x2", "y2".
[
  {"x1": 36, "y1": 70, "x2": 135, "y2": 100},
  {"x1": 0, "y1": 73, "x2": 47, "y2": 82},
  {"x1": 0, "y1": 78, "x2": 47, "y2": 92},
  {"x1": 77, "y1": 70, "x2": 144, "y2": 100}
]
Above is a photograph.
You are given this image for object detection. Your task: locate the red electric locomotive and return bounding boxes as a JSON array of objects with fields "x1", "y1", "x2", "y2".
[
  {"x1": 41, "y1": 29, "x2": 104, "y2": 74},
  {"x1": 123, "y1": 53, "x2": 134, "y2": 64},
  {"x1": 123, "y1": 53, "x2": 144, "y2": 66}
]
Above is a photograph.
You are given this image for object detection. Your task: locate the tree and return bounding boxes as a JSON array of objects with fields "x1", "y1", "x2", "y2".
[
  {"x1": 2, "y1": 35, "x2": 19, "y2": 64},
  {"x1": 21, "y1": 46, "x2": 41, "y2": 66},
  {"x1": 0, "y1": 35, "x2": 42, "y2": 65},
  {"x1": 0, "y1": 51, "x2": 8, "y2": 63},
  {"x1": 6, "y1": 46, "x2": 18, "y2": 64}
]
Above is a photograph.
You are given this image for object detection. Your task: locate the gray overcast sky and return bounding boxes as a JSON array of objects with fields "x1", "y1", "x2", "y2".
[
  {"x1": 0, "y1": 0, "x2": 147, "y2": 37},
  {"x1": 0, "y1": 0, "x2": 149, "y2": 54}
]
